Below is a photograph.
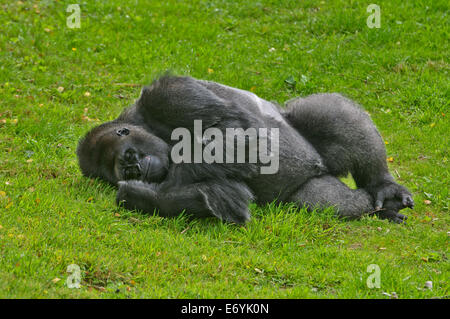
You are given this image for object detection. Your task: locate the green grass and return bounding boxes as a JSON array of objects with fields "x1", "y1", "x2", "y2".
[{"x1": 0, "y1": 0, "x2": 448, "y2": 298}]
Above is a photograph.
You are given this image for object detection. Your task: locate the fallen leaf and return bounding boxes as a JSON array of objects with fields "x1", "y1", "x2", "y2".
[
  {"x1": 284, "y1": 75, "x2": 296, "y2": 89},
  {"x1": 0, "y1": 191, "x2": 6, "y2": 197},
  {"x1": 424, "y1": 200, "x2": 432, "y2": 205},
  {"x1": 349, "y1": 243, "x2": 362, "y2": 250},
  {"x1": 52, "y1": 278, "x2": 61, "y2": 283},
  {"x1": 207, "y1": 68, "x2": 214, "y2": 74},
  {"x1": 387, "y1": 157, "x2": 394, "y2": 162}
]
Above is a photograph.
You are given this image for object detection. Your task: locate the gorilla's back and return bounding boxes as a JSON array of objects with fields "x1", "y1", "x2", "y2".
[{"x1": 198, "y1": 79, "x2": 327, "y2": 204}]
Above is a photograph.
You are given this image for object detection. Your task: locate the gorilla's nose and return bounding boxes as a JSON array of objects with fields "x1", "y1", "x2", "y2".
[{"x1": 141, "y1": 155, "x2": 166, "y2": 183}]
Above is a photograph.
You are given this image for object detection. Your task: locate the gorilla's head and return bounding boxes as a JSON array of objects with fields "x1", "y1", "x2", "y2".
[{"x1": 77, "y1": 122, "x2": 170, "y2": 185}]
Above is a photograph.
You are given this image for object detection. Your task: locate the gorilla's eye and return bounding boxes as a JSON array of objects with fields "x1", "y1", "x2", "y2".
[{"x1": 116, "y1": 128, "x2": 130, "y2": 136}]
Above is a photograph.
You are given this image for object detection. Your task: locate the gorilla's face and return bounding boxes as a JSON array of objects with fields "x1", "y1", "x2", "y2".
[
  {"x1": 112, "y1": 127, "x2": 169, "y2": 183},
  {"x1": 77, "y1": 123, "x2": 170, "y2": 185}
]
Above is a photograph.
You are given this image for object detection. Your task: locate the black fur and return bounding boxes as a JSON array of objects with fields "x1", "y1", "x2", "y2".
[{"x1": 77, "y1": 75, "x2": 413, "y2": 224}]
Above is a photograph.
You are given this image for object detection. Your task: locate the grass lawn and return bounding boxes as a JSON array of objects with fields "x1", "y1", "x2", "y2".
[{"x1": 0, "y1": 0, "x2": 448, "y2": 298}]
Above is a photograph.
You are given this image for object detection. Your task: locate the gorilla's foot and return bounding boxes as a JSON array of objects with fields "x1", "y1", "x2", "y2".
[{"x1": 371, "y1": 209, "x2": 408, "y2": 224}]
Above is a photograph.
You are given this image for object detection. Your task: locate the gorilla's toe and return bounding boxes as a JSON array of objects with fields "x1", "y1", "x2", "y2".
[
  {"x1": 395, "y1": 212, "x2": 408, "y2": 222},
  {"x1": 392, "y1": 212, "x2": 408, "y2": 224}
]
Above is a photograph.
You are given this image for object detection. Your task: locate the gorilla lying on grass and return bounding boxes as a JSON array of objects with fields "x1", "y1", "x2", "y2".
[{"x1": 77, "y1": 75, "x2": 414, "y2": 224}]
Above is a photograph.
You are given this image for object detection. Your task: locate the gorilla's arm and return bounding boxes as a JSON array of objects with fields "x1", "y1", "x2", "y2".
[
  {"x1": 116, "y1": 179, "x2": 253, "y2": 224},
  {"x1": 134, "y1": 76, "x2": 260, "y2": 136}
]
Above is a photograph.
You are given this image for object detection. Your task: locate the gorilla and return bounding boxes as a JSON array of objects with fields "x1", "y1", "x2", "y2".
[{"x1": 77, "y1": 75, "x2": 414, "y2": 224}]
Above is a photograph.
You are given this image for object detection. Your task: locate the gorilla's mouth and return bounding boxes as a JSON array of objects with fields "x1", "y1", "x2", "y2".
[{"x1": 140, "y1": 155, "x2": 166, "y2": 183}]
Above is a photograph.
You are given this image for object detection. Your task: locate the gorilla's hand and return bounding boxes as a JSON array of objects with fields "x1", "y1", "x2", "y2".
[
  {"x1": 117, "y1": 180, "x2": 159, "y2": 213},
  {"x1": 372, "y1": 196, "x2": 411, "y2": 224},
  {"x1": 370, "y1": 181, "x2": 414, "y2": 211}
]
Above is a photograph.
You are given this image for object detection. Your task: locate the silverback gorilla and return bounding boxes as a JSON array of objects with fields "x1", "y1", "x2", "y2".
[{"x1": 77, "y1": 75, "x2": 414, "y2": 224}]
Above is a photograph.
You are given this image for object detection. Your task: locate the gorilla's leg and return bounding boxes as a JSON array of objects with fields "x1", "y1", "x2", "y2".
[
  {"x1": 116, "y1": 179, "x2": 253, "y2": 224},
  {"x1": 284, "y1": 94, "x2": 413, "y2": 211},
  {"x1": 288, "y1": 175, "x2": 407, "y2": 223}
]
